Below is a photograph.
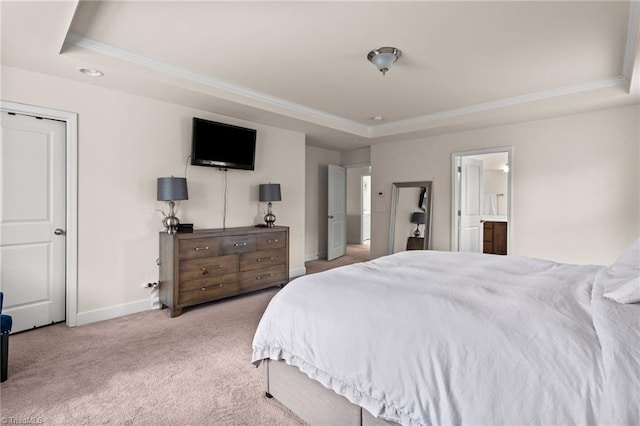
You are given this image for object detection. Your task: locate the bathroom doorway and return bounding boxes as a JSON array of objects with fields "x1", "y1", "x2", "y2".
[{"x1": 451, "y1": 147, "x2": 512, "y2": 254}]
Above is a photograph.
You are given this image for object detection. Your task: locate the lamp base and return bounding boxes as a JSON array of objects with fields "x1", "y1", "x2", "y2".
[
  {"x1": 264, "y1": 201, "x2": 276, "y2": 228},
  {"x1": 413, "y1": 225, "x2": 421, "y2": 237},
  {"x1": 163, "y1": 215, "x2": 180, "y2": 234},
  {"x1": 264, "y1": 212, "x2": 276, "y2": 228}
]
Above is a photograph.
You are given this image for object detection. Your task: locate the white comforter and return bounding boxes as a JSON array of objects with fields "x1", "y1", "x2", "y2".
[{"x1": 252, "y1": 250, "x2": 640, "y2": 425}]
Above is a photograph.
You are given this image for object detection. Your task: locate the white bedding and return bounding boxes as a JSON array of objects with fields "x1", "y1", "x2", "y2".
[{"x1": 252, "y1": 250, "x2": 640, "y2": 425}]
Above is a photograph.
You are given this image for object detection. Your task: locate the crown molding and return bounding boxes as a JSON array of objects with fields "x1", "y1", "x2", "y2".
[
  {"x1": 370, "y1": 76, "x2": 627, "y2": 137},
  {"x1": 64, "y1": 32, "x2": 369, "y2": 136},
  {"x1": 64, "y1": 0, "x2": 640, "y2": 141}
]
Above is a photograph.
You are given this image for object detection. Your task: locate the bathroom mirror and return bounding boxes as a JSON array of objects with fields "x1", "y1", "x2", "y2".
[{"x1": 388, "y1": 181, "x2": 433, "y2": 254}]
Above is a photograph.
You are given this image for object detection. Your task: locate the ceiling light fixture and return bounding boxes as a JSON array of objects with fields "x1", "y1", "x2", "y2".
[
  {"x1": 367, "y1": 47, "x2": 402, "y2": 76},
  {"x1": 79, "y1": 68, "x2": 104, "y2": 77},
  {"x1": 370, "y1": 116, "x2": 384, "y2": 121}
]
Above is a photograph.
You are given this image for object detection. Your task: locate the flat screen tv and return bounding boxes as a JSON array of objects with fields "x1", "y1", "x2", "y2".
[{"x1": 191, "y1": 118, "x2": 256, "y2": 170}]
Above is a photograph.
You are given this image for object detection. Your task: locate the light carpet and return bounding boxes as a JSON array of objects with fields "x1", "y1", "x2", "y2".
[
  {"x1": 305, "y1": 242, "x2": 370, "y2": 275},
  {"x1": 0, "y1": 288, "x2": 303, "y2": 425}
]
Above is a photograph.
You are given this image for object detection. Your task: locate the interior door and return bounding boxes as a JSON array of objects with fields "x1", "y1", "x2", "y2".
[
  {"x1": 459, "y1": 157, "x2": 483, "y2": 252},
  {"x1": 327, "y1": 164, "x2": 346, "y2": 260},
  {"x1": 0, "y1": 111, "x2": 66, "y2": 332}
]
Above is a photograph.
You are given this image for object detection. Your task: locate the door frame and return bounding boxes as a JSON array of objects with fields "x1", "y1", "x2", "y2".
[
  {"x1": 1, "y1": 100, "x2": 79, "y2": 327},
  {"x1": 451, "y1": 146, "x2": 513, "y2": 254}
]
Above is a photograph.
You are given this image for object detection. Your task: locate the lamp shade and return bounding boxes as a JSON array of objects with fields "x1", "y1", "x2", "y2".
[
  {"x1": 157, "y1": 177, "x2": 188, "y2": 201},
  {"x1": 410, "y1": 212, "x2": 426, "y2": 224},
  {"x1": 259, "y1": 183, "x2": 281, "y2": 202}
]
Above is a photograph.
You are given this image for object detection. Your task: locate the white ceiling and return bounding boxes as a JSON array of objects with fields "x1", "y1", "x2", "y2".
[{"x1": 2, "y1": 1, "x2": 639, "y2": 151}]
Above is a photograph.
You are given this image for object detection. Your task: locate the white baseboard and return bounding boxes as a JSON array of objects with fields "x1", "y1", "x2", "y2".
[
  {"x1": 290, "y1": 267, "x2": 306, "y2": 278},
  {"x1": 76, "y1": 298, "x2": 154, "y2": 326},
  {"x1": 304, "y1": 252, "x2": 327, "y2": 262}
]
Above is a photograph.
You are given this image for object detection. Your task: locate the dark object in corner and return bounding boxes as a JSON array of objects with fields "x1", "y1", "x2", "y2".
[
  {"x1": 176, "y1": 223, "x2": 193, "y2": 233},
  {"x1": 1, "y1": 291, "x2": 12, "y2": 382}
]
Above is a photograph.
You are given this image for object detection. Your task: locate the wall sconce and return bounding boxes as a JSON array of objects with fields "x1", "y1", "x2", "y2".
[
  {"x1": 410, "y1": 212, "x2": 427, "y2": 237},
  {"x1": 157, "y1": 177, "x2": 188, "y2": 234},
  {"x1": 259, "y1": 183, "x2": 282, "y2": 228}
]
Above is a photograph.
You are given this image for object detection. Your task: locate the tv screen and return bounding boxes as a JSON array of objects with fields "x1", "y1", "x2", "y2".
[{"x1": 191, "y1": 118, "x2": 256, "y2": 170}]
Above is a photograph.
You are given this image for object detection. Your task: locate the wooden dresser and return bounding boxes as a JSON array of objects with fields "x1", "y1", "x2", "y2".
[{"x1": 159, "y1": 226, "x2": 289, "y2": 317}]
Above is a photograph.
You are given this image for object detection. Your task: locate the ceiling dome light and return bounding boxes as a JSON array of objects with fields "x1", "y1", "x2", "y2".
[
  {"x1": 367, "y1": 47, "x2": 402, "y2": 76},
  {"x1": 79, "y1": 68, "x2": 104, "y2": 77}
]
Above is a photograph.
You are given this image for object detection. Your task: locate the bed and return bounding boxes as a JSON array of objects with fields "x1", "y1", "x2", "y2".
[{"x1": 252, "y1": 240, "x2": 640, "y2": 425}]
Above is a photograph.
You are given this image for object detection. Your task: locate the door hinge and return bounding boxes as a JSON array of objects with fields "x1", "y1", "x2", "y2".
[
  {"x1": 457, "y1": 210, "x2": 461, "y2": 216},
  {"x1": 457, "y1": 166, "x2": 462, "y2": 173}
]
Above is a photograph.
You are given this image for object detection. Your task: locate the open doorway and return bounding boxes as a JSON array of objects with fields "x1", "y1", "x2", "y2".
[
  {"x1": 451, "y1": 148, "x2": 512, "y2": 254},
  {"x1": 346, "y1": 165, "x2": 371, "y2": 257},
  {"x1": 346, "y1": 165, "x2": 371, "y2": 244},
  {"x1": 311, "y1": 164, "x2": 370, "y2": 274}
]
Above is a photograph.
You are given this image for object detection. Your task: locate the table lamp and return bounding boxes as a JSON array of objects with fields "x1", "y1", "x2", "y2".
[
  {"x1": 410, "y1": 211, "x2": 426, "y2": 237},
  {"x1": 157, "y1": 177, "x2": 188, "y2": 234},
  {"x1": 259, "y1": 183, "x2": 281, "y2": 228}
]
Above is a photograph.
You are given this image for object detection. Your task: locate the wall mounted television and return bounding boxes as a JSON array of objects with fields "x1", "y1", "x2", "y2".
[{"x1": 191, "y1": 117, "x2": 257, "y2": 170}]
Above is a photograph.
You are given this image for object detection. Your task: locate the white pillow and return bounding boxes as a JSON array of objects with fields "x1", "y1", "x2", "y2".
[{"x1": 602, "y1": 238, "x2": 640, "y2": 304}]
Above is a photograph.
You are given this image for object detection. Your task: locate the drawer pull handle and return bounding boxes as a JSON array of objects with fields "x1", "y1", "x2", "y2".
[
  {"x1": 200, "y1": 264, "x2": 222, "y2": 276},
  {"x1": 194, "y1": 246, "x2": 209, "y2": 251},
  {"x1": 201, "y1": 284, "x2": 224, "y2": 291},
  {"x1": 256, "y1": 273, "x2": 274, "y2": 280},
  {"x1": 233, "y1": 242, "x2": 247, "y2": 247},
  {"x1": 257, "y1": 256, "x2": 276, "y2": 262},
  {"x1": 201, "y1": 265, "x2": 222, "y2": 271},
  {"x1": 267, "y1": 239, "x2": 279, "y2": 243}
]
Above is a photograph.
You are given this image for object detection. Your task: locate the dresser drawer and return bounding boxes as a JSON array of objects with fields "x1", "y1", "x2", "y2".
[
  {"x1": 239, "y1": 265, "x2": 287, "y2": 292},
  {"x1": 256, "y1": 231, "x2": 287, "y2": 250},
  {"x1": 178, "y1": 279, "x2": 240, "y2": 305},
  {"x1": 179, "y1": 237, "x2": 222, "y2": 261},
  {"x1": 179, "y1": 272, "x2": 239, "y2": 292},
  {"x1": 179, "y1": 254, "x2": 239, "y2": 282},
  {"x1": 240, "y1": 248, "x2": 286, "y2": 272},
  {"x1": 221, "y1": 235, "x2": 256, "y2": 254}
]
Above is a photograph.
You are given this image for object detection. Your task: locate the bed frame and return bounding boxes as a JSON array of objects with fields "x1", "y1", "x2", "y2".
[{"x1": 262, "y1": 359, "x2": 400, "y2": 425}]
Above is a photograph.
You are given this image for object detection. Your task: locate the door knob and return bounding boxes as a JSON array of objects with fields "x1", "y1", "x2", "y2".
[
  {"x1": 54, "y1": 228, "x2": 65, "y2": 235},
  {"x1": 328, "y1": 215, "x2": 334, "y2": 219}
]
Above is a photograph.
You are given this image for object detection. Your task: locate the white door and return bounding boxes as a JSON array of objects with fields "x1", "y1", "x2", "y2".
[
  {"x1": 459, "y1": 157, "x2": 483, "y2": 252},
  {"x1": 1, "y1": 111, "x2": 66, "y2": 332},
  {"x1": 327, "y1": 164, "x2": 346, "y2": 260}
]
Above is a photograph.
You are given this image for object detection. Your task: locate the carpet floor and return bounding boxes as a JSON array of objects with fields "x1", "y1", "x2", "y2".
[
  {"x1": 304, "y1": 242, "x2": 370, "y2": 275},
  {"x1": 0, "y1": 288, "x2": 303, "y2": 425}
]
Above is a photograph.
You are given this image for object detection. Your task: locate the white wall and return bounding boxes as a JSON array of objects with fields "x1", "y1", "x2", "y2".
[
  {"x1": 2, "y1": 66, "x2": 306, "y2": 320},
  {"x1": 371, "y1": 105, "x2": 639, "y2": 265},
  {"x1": 341, "y1": 147, "x2": 370, "y2": 166},
  {"x1": 483, "y1": 170, "x2": 508, "y2": 216},
  {"x1": 305, "y1": 145, "x2": 340, "y2": 260}
]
